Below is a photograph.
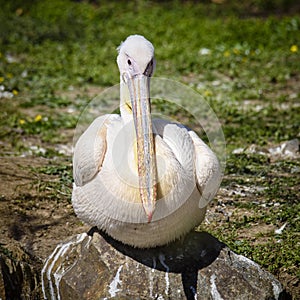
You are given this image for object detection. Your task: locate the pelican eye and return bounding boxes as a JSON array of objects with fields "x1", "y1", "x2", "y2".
[{"x1": 127, "y1": 59, "x2": 132, "y2": 65}]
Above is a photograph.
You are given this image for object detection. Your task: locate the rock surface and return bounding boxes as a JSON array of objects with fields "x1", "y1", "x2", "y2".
[
  {"x1": 0, "y1": 241, "x2": 42, "y2": 299},
  {"x1": 41, "y1": 228, "x2": 288, "y2": 300}
]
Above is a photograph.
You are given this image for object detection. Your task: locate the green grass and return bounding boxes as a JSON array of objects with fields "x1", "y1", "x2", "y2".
[
  {"x1": 0, "y1": 1, "x2": 299, "y2": 149},
  {"x1": 0, "y1": 0, "x2": 299, "y2": 297}
]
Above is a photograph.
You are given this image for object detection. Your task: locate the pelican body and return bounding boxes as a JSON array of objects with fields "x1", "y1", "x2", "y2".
[{"x1": 72, "y1": 35, "x2": 221, "y2": 248}]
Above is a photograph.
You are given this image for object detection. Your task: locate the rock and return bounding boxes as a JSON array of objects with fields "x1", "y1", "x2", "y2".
[
  {"x1": 41, "y1": 229, "x2": 289, "y2": 300},
  {"x1": 0, "y1": 241, "x2": 42, "y2": 299},
  {"x1": 268, "y1": 139, "x2": 299, "y2": 157},
  {"x1": 232, "y1": 139, "x2": 299, "y2": 159}
]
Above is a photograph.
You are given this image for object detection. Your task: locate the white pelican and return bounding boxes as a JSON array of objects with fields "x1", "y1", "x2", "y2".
[{"x1": 72, "y1": 35, "x2": 221, "y2": 248}]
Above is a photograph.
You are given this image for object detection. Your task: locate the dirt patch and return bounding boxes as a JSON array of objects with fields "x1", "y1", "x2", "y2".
[
  {"x1": 238, "y1": 223, "x2": 277, "y2": 244},
  {"x1": 0, "y1": 156, "x2": 89, "y2": 261}
]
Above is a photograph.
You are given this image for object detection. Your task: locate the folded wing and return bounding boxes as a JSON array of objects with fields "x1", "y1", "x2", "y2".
[{"x1": 73, "y1": 116, "x2": 110, "y2": 187}]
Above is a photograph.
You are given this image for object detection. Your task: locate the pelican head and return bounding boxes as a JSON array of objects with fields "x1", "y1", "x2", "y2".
[
  {"x1": 117, "y1": 35, "x2": 155, "y2": 78},
  {"x1": 117, "y1": 35, "x2": 157, "y2": 222}
]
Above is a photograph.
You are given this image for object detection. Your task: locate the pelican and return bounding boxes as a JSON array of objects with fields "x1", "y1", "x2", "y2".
[{"x1": 72, "y1": 35, "x2": 221, "y2": 248}]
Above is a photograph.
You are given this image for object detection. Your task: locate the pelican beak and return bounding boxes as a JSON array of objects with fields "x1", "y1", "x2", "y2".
[{"x1": 126, "y1": 74, "x2": 157, "y2": 222}]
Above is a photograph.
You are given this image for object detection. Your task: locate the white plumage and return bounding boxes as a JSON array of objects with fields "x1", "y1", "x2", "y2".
[{"x1": 72, "y1": 35, "x2": 221, "y2": 248}]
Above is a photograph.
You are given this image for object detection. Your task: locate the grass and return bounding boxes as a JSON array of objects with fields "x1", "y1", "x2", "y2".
[
  {"x1": 0, "y1": 0, "x2": 299, "y2": 297},
  {"x1": 211, "y1": 153, "x2": 300, "y2": 272}
]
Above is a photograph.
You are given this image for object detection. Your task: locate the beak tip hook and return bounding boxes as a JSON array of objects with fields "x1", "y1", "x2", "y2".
[{"x1": 147, "y1": 211, "x2": 153, "y2": 223}]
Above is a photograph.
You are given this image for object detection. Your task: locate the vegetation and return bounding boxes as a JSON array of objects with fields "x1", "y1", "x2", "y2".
[{"x1": 0, "y1": 0, "x2": 299, "y2": 297}]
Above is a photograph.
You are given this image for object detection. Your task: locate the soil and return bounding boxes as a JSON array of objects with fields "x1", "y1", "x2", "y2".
[{"x1": 0, "y1": 156, "x2": 89, "y2": 260}]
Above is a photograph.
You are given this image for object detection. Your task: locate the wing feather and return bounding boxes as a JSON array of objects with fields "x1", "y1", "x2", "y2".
[
  {"x1": 73, "y1": 115, "x2": 110, "y2": 186},
  {"x1": 154, "y1": 118, "x2": 221, "y2": 207},
  {"x1": 188, "y1": 130, "x2": 221, "y2": 208}
]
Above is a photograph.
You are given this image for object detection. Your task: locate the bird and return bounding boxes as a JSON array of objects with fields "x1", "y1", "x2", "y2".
[{"x1": 72, "y1": 35, "x2": 221, "y2": 248}]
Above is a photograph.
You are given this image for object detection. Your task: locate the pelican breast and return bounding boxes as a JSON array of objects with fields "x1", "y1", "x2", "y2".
[{"x1": 73, "y1": 118, "x2": 198, "y2": 225}]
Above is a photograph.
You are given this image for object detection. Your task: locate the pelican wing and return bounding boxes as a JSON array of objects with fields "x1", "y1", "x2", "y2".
[
  {"x1": 153, "y1": 118, "x2": 221, "y2": 208},
  {"x1": 188, "y1": 130, "x2": 221, "y2": 208},
  {"x1": 73, "y1": 115, "x2": 110, "y2": 186}
]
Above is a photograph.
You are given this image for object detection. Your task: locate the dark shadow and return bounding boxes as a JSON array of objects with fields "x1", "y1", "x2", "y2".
[
  {"x1": 0, "y1": 244, "x2": 42, "y2": 300},
  {"x1": 88, "y1": 228, "x2": 225, "y2": 300},
  {"x1": 87, "y1": 228, "x2": 293, "y2": 299}
]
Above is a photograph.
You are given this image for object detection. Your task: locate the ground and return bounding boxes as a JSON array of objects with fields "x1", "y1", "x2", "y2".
[
  {"x1": 0, "y1": 125, "x2": 299, "y2": 299},
  {"x1": 0, "y1": 1, "x2": 299, "y2": 298},
  {"x1": 0, "y1": 156, "x2": 88, "y2": 260}
]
